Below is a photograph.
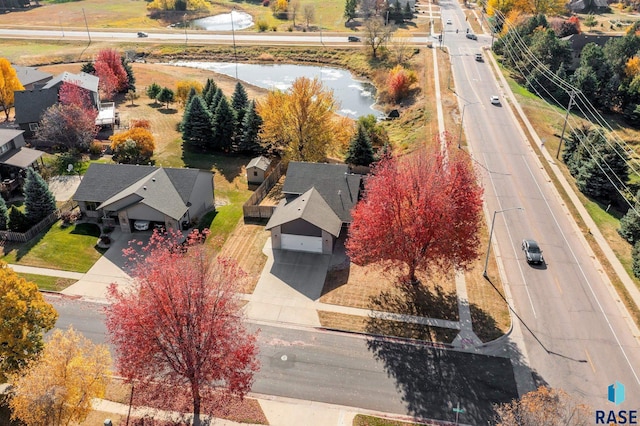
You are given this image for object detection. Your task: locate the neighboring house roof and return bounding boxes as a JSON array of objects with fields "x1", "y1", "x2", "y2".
[
  {"x1": 13, "y1": 88, "x2": 59, "y2": 124},
  {"x1": 43, "y1": 71, "x2": 99, "y2": 94},
  {"x1": 562, "y1": 34, "x2": 617, "y2": 52},
  {"x1": 568, "y1": 0, "x2": 607, "y2": 11},
  {"x1": 247, "y1": 155, "x2": 271, "y2": 171},
  {"x1": 265, "y1": 188, "x2": 342, "y2": 237},
  {"x1": 12, "y1": 65, "x2": 53, "y2": 88},
  {"x1": 73, "y1": 164, "x2": 205, "y2": 221},
  {"x1": 0, "y1": 147, "x2": 44, "y2": 169},
  {"x1": 283, "y1": 162, "x2": 362, "y2": 223},
  {"x1": 0, "y1": 129, "x2": 24, "y2": 146}
]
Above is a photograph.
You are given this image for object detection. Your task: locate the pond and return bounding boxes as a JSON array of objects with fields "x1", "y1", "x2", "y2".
[
  {"x1": 170, "y1": 61, "x2": 381, "y2": 119},
  {"x1": 191, "y1": 11, "x2": 254, "y2": 31}
]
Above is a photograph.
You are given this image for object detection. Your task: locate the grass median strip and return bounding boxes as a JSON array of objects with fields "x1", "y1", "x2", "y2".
[{"x1": 17, "y1": 273, "x2": 77, "y2": 292}]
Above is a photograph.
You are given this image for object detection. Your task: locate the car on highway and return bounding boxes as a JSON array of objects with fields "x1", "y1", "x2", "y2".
[
  {"x1": 133, "y1": 220, "x2": 150, "y2": 231},
  {"x1": 137, "y1": 32, "x2": 148, "y2": 38},
  {"x1": 466, "y1": 33, "x2": 477, "y2": 40},
  {"x1": 475, "y1": 53, "x2": 483, "y2": 62},
  {"x1": 490, "y1": 95, "x2": 500, "y2": 105},
  {"x1": 348, "y1": 36, "x2": 361, "y2": 42},
  {"x1": 446, "y1": 19, "x2": 452, "y2": 25},
  {"x1": 522, "y1": 239, "x2": 544, "y2": 264}
]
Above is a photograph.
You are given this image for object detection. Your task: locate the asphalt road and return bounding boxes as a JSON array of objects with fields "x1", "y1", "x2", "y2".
[
  {"x1": 49, "y1": 295, "x2": 518, "y2": 424},
  {"x1": 442, "y1": 0, "x2": 640, "y2": 409},
  {"x1": 0, "y1": 28, "x2": 430, "y2": 46}
]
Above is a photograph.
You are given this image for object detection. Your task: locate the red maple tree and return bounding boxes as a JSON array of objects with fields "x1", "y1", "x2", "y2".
[
  {"x1": 105, "y1": 229, "x2": 259, "y2": 425},
  {"x1": 345, "y1": 137, "x2": 484, "y2": 285},
  {"x1": 58, "y1": 81, "x2": 96, "y2": 111},
  {"x1": 94, "y1": 48, "x2": 128, "y2": 92}
]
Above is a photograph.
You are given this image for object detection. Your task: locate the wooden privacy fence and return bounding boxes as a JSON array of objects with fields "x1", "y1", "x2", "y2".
[
  {"x1": 0, "y1": 201, "x2": 78, "y2": 243},
  {"x1": 242, "y1": 161, "x2": 283, "y2": 221}
]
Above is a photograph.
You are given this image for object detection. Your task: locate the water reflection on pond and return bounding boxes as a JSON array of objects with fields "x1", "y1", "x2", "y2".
[
  {"x1": 170, "y1": 61, "x2": 381, "y2": 118},
  {"x1": 191, "y1": 11, "x2": 254, "y2": 31}
]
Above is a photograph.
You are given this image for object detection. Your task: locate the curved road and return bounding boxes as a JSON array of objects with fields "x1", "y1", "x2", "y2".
[{"x1": 443, "y1": 0, "x2": 640, "y2": 409}]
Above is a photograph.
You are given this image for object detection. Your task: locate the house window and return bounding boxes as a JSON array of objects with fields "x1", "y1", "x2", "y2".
[
  {"x1": 28, "y1": 123, "x2": 39, "y2": 132},
  {"x1": 85, "y1": 202, "x2": 98, "y2": 211},
  {"x1": 0, "y1": 143, "x2": 11, "y2": 155},
  {"x1": 253, "y1": 171, "x2": 258, "y2": 177}
]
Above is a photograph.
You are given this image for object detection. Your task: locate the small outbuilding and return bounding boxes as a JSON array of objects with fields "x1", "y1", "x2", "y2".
[{"x1": 246, "y1": 156, "x2": 272, "y2": 185}]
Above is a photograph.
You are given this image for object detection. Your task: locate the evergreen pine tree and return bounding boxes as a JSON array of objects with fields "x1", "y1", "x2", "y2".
[
  {"x1": 239, "y1": 100, "x2": 263, "y2": 154},
  {"x1": 202, "y1": 78, "x2": 217, "y2": 101},
  {"x1": 81, "y1": 62, "x2": 95, "y2": 74},
  {"x1": 186, "y1": 87, "x2": 198, "y2": 109},
  {"x1": 8, "y1": 206, "x2": 29, "y2": 233},
  {"x1": 208, "y1": 88, "x2": 223, "y2": 113},
  {"x1": 0, "y1": 197, "x2": 9, "y2": 230},
  {"x1": 633, "y1": 241, "x2": 640, "y2": 278},
  {"x1": 231, "y1": 82, "x2": 249, "y2": 134},
  {"x1": 146, "y1": 83, "x2": 162, "y2": 105},
  {"x1": 211, "y1": 96, "x2": 235, "y2": 152},
  {"x1": 121, "y1": 56, "x2": 136, "y2": 92},
  {"x1": 24, "y1": 168, "x2": 56, "y2": 225},
  {"x1": 182, "y1": 96, "x2": 214, "y2": 151},
  {"x1": 345, "y1": 124, "x2": 375, "y2": 167},
  {"x1": 619, "y1": 193, "x2": 640, "y2": 244}
]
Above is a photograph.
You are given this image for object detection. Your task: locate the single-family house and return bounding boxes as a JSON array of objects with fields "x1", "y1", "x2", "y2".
[
  {"x1": 246, "y1": 155, "x2": 272, "y2": 185},
  {"x1": 14, "y1": 71, "x2": 101, "y2": 137},
  {"x1": 265, "y1": 162, "x2": 362, "y2": 254},
  {"x1": 73, "y1": 163, "x2": 215, "y2": 234},
  {"x1": 0, "y1": 129, "x2": 45, "y2": 197}
]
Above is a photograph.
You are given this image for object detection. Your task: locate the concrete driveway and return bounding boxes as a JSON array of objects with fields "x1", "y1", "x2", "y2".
[{"x1": 245, "y1": 239, "x2": 332, "y2": 327}]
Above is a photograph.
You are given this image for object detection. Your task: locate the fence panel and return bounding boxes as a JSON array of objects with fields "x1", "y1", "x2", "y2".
[{"x1": 243, "y1": 162, "x2": 283, "y2": 221}]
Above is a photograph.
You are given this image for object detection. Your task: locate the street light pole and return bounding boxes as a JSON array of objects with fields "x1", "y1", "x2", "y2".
[
  {"x1": 483, "y1": 207, "x2": 524, "y2": 278},
  {"x1": 457, "y1": 101, "x2": 479, "y2": 148},
  {"x1": 183, "y1": 13, "x2": 188, "y2": 45},
  {"x1": 230, "y1": 8, "x2": 238, "y2": 80}
]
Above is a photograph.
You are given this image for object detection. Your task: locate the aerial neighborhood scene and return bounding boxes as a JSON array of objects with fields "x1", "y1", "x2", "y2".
[{"x1": 1, "y1": 0, "x2": 640, "y2": 423}]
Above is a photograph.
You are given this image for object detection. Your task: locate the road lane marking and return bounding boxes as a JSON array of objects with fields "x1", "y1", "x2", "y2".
[
  {"x1": 554, "y1": 275, "x2": 563, "y2": 295},
  {"x1": 585, "y1": 349, "x2": 596, "y2": 373}
]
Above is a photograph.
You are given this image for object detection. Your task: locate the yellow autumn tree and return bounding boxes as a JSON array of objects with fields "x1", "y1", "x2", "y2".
[
  {"x1": 176, "y1": 79, "x2": 203, "y2": 106},
  {"x1": 257, "y1": 77, "x2": 350, "y2": 163},
  {"x1": 0, "y1": 58, "x2": 24, "y2": 121},
  {"x1": 0, "y1": 262, "x2": 57, "y2": 381},
  {"x1": 147, "y1": 0, "x2": 209, "y2": 11},
  {"x1": 625, "y1": 56, "x2": 640, "y2": 79},
  {"x1": 9, "y1": 327, "x2": 111, "y2": 426}
]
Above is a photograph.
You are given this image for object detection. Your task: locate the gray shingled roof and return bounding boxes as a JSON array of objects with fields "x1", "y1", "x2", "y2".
[
  {"x1": 12, "y1": 65, "x2": 52, "y2": 88},
  {"x1": 43, "y1": 71, "x2": 99, "y2": 93},
  {"x1": 98, "y1": 169, "x2": 188, "y2": 220},
  {"x1": 283, "y1": 162, "x2": 361, "y2": 223},
  {"x1": 265, "y1": 188, "x2": 342, "y2": 237},
  {"x1": 73, "y1": 164, "x2": 205, "y2": 220},
  {"x1": 0, "y1": 129, "x2": 24, "y2": 146},
  {"x1": 247, "y1": 156, "x2": 271, "y2": 171},
  {"x1": 0, "y1": 147, "x2": 44, "y2": 169}
]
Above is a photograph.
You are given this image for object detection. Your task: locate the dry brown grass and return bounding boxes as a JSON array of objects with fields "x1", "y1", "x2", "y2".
[{"x1": 218, "y1": 222, "x2": 270, "y2": 294}]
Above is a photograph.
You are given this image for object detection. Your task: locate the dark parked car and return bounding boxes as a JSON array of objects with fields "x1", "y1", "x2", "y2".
[
  {"x1": 522, "y1": 239, "x2": 544, "y2": 264},
  {"x1": 466, "y1": 33, "x2": 477, "y2": 40},
  {"x1": 348, "y1": 36, "x2": 361, "y2": 42}
]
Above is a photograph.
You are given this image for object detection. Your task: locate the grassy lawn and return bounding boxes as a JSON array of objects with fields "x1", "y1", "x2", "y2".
[
  {"x1": 353, "y1": 414, "x2": 431, "y2": 426},
  {"x1": 1, "y1": 222, "x2": 102, "y2": 273},
  {"x1": 17, "y1": 273, "x2": 77, "y2": 291}
]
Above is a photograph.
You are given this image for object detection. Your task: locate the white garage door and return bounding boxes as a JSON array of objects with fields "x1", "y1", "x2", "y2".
[{"x1": 280, "y1": 234, "x2": 322, "y2": 253}]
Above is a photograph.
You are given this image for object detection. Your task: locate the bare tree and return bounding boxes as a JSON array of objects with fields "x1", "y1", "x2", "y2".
[
  {"x1": 389, "y1": 29, "x2": 413, "y2": 64},
  {"x1": 288, "y1": 0, "x2": 301, "y2": 27},
  {"x1": 363, "y1": 17, "x2": 393, "y2": 59},
  {"x1": 303, "y1": 3, "x2": 315, "y2": 30}
]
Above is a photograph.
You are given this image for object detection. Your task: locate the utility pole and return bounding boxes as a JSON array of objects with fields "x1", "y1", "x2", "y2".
[
  {"x1": 556, "y1": 90, "x2": 576, "y2": 159},
  {"x1": 230, "y1": 8, "x2": 238, "y2": 79}
]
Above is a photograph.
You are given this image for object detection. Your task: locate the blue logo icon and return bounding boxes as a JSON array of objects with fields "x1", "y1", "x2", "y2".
[{"x1": 608, "y1": 381, "x2": 626, "y2": 405}]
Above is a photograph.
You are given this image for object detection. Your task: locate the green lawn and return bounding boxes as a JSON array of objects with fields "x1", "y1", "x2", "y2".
[
  {"x1": 17, "y1": 273, "x2": 77, "y2": 292},
  {"x1": 2, "y1": 222, "x2": 102, "y2": 273}
]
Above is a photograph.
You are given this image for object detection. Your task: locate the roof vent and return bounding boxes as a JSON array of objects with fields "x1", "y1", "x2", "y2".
[
  {"x1": 152, "y1": 178, "x2": 156, "y2": 182},
  {"x1": 143, "y1": 186, "x2": 147, "y2": 190}
]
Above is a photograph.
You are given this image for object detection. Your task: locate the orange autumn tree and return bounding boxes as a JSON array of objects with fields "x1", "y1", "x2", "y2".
[
  {"x1": 346, "y1": 136, "x2": 484, "y2": 285},
  {"x1": 494, "y1": 386, "x2": 591, "y2": 425},
  {"x1": 386, "y1": 65, "x2": 417, "y2": 103},
  {"x1": 109, "y1": 119, "x2": 155, "y2": 164}
]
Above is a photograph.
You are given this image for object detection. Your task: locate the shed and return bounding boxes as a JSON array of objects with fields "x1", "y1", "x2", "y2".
[{"x1": 246, "y1": 156, "x2": 272, "y2": 184}]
